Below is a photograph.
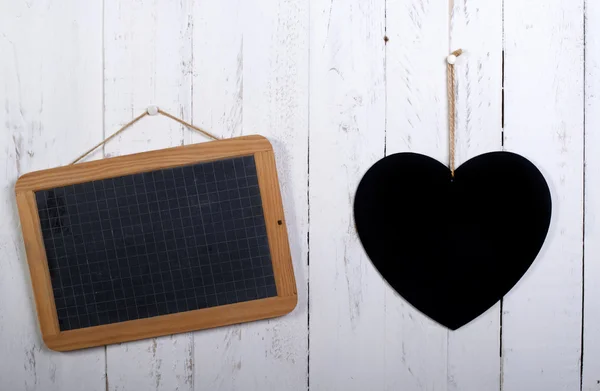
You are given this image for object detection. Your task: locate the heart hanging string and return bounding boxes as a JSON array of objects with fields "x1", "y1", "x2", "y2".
[
  {"x1": 353, "y1": 49, "x2": 552, "y2": 329},
  {"x1": 447, "y1": 49, "x2": 463, "y2": 178}
]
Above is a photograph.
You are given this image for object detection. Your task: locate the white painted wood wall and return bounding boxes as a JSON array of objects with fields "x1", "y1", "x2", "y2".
[{"x1": 0, "y1": 0, "x2": 596, "y2": 389}]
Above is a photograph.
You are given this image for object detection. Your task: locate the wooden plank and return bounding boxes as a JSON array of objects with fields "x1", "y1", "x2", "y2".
[
  {"x1": 0, "y1": 1, "x2": 106, "y2": 389},
  {"x1": 189, "y1": 0, "x2": 244, "y2": 141},
  {"x1": 582, "y1": 0, "x2": 600, "y2": 389},
  {"x1": 502, "y1": 0, "x2": 584, "y2": 389},
  {"x1": 309, "y1": 0, "x2": 386, "y2": 389},
  {"x1": 447, "y1": 2, "x2": 503, "y2": 390},
  {"x1": 384, "y1": 0, "x2": 449, "y2": 389},
  {"x1": 102, "y1": 1, "x2": 196, "y2": 389},
  {"x1": 192, "y1": 1, "x2": 309, "y2": 390},
  {"x1": 237, "y1": 3, "x2": 309, "y2": 387},
  {"x1": 191, "y1": 2, "x2": 250, "y2": 389}
]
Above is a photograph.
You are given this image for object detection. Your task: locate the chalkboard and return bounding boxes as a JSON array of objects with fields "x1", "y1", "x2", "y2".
[
  {"x1": 16, "y1": 136, "x2": 297, "y2": 351},
  {"x1": 36, "y1": 155, "x2": 277, "y2": 331}
]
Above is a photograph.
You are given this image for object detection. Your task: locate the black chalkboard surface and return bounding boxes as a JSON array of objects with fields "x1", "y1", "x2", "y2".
[{"x1": 35, "y1": 155, "x2": 277, "y2": 331}]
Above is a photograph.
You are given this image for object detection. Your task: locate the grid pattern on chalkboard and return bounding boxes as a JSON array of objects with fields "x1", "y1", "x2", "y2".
[{"x1": 35, "y1": 155, "x2": 277, "y2": 331}]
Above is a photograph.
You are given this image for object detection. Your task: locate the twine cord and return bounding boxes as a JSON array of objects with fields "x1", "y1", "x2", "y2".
[
  {"x1": 70, "y1": 108, "x2": 219, "y2": 165},
  {"x1": 447, "y1": 49, "x2": 463, "y2": 178}
]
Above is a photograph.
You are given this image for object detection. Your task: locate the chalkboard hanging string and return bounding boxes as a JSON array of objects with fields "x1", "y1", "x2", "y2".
[
  {"x1": 70, "y1": 106, "x2": 220, "y2": 165},
  {"x1": 447, "y1": 49, "x2": 463, "y2": 178}
]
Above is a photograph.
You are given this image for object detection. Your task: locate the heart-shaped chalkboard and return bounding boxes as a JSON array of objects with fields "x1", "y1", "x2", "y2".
[{"x1": 353, "y1": 151, "x2": 552, "y2": 330}]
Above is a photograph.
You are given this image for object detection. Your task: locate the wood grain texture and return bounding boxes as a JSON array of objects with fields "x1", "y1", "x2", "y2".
[
  {"x1": 192, "y1": 1, "x2": 309, "y2": 390},
  {"x1": 102, "y1": 1, "x2": 196, "y2": 388},
  {"x1": 0, "y1": 1, "x2": 105, "y2": 389},
  {"x1": 309, "y1": 0, "x2": 387, "y2": 389},
  {"x1": 44, "y1": 296, "x2": 297, "y2": 352},
  {"x1": 15, "y1": 192, "x2": 60, "y2": 340},
  {"x1": 583, "y1": 0, "x2": 600, "y2": 389},
  {"x1": 502, "y1": 0, "x2": 584, "y2": 390},
  {"x1": 385, "y1": 1, "x2": 449, "y2": 389},
  {"x1": 255, "y1": 151, "x2": 297, "y2": 298},
  {"x1": 447, "y1": 2, "x2": 502, "y2": 391},
  {"x1": 15, "y1": 136, "x2": 272, "y2": 192}
]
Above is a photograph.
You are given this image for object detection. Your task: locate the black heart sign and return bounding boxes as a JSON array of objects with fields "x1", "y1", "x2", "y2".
[{"x1": 353, "y1": 151, "x2": 552, "y2": 330}]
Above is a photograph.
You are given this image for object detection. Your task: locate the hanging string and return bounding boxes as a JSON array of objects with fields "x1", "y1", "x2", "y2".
[
  {"x1": 70, "y1": 107, "x2": 220, "y2": 165},
  {"x1": 447, "y1": 49, "x2": 463, "y2": 178}
]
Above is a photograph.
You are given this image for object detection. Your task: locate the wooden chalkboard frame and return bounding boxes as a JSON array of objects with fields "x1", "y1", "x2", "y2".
[{"x1": 15, "y1": 135, "x2": 297, "y2": 351}]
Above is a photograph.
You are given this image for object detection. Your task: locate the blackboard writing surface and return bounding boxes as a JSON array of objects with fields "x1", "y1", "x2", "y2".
[
  {"x1": 35, "y1": 156, "x2": 277, "y2": 331},
  {"x1": 15, "y1": 135, "x2": 297, "y2": 351}
]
